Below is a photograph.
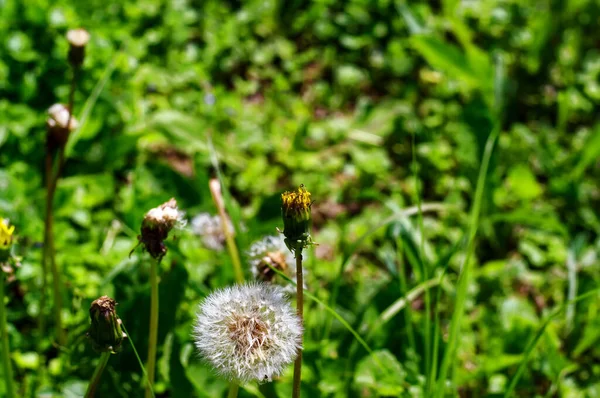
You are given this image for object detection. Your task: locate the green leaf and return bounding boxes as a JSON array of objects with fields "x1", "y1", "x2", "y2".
[{"x1": 353, "y1": 350, "x2": 405, "y2": 396}]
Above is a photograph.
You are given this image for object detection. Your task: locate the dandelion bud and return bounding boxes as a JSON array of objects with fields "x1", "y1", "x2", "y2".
[
  {"x1": 193, "y1": 283, "x2": 302, "y2": 383},
  {"x1": 46, "y1": 103, "x2": 78, "y2": 148},
  {"x1": 138, "y1": 198, "x2": 185, "y2": 260},
  {"x1": 88, "y1": 296, "x2": 126, "y2": 354},
  {"x1": 0, "y1": 219, "x2": 15, "y2": 263},
  {"x1": 281, "y1": 185, "x2": 313, "y2": 253},
  {"x1": 66, "y1": 28, "x2": 90, "y2": 67}
]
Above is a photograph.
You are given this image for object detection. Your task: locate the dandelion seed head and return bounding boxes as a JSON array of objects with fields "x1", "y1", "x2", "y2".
[
  {"x1": 247, "y1": 236, "x2": 305, "y2": 291},
  {"x1": 193, "y1": 283, "x2": 302, "y2": 383},
  {"x1": 191, "y1": 213, "x2": 230, "y2": 251}
]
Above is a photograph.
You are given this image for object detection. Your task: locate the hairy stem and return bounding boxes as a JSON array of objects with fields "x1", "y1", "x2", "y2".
[
  {"x1": 145, "y1": 257, "x2": 159, "y2": 398},
  {"x1": 227, "y1": 382, "x2": 239, "y2": 398},
  {"x1": 292, "y1": 250, "x2": 304, "y2": 398},
  {"x1": 44, "y1": 148, "x2": 66, "y2": 346},
  {"x1": 0, "y1": 273, "x2": 14, "y2": 397},
  {"x1": 84, "y1": 351, "x2": 110, "y2": 398}
]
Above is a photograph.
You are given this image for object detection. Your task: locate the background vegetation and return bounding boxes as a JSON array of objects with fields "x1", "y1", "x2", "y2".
[{"x1": 1, "y1": 0, "x2": 600, "y2": 396}]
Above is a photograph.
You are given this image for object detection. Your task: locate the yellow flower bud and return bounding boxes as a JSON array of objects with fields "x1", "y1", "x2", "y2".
[
  {"x1": 281, "y1": 185, "x2": 313, "y2": 253},
  {"x1": 0, "y1": 219, "x2": 15, "y2": 262}
]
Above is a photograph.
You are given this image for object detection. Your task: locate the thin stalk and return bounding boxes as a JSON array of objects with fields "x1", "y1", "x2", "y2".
[
  {"x1": 0, "y1": 273, "x2": 15, "y2": 398},
  {"x1": 145, "y1": 257, "x2": 159, "y2": 398},
  {"x1": 121, "y1": 323, "x2": 155, "y2": 398},
  {"x1": 84, "y1": 351, "x2": 110, "y2": 398},
  {"x1": 209, "y1": 179, "x2": 244, "y2": 283},
  {"x1": 292, "y1": 251, "x2": 304, "y2": 398},
  {"x1": 227, "y1": 382, "x2": 239, "y2": 398},
  {"x1": 44, "y1": 148, "x2": 66, "y2": 346},
  {"x1": 39, "y1": 151, "x2": 52, "y2": 343}
]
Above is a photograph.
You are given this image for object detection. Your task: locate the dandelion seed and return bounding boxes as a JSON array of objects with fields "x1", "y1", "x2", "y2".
[{"x1": 193, "y1": 283, "x2": 302, "y2": 383}]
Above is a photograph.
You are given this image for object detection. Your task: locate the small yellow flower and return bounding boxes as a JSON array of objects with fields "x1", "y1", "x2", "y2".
[
  {"x1": 0, "y1": 219, "x2": 15, "y2": 251},
  {"x1": 281, "y1": 185, "x2": 313, "y2": 253}
]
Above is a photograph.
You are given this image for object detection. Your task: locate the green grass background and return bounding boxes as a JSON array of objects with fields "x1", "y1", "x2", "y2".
[{"x1": 1, "y1": 0, "x2": 600, "y2": 396}]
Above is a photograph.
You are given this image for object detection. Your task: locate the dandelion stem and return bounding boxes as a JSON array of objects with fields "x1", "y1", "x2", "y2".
[
  {"x1": 292, "y1": 250, "x2": 303, "y2": 398},
  {"x1": 0, "y1": 273, "x2": 14, "y2": 398},
  {"x1": 227, "y1": 382, "x2": 239, "y2": 398},
  {"x1": 44, "y1": 147, "x2": 66, "y2": 346},
  {"x1": 145, "y1": 257, "x2": 159, "y2": 398},
  {"x1": 84, "y1": 351, "x2": 110, "y2": 398}
]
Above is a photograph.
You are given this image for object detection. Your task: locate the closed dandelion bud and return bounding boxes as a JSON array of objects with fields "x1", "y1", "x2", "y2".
[
  {"x1": 281, "y1": 185, "x2": 313, "y2": 253},
  {"x1": 0, "y1": 219, "x2": 15, "y2": 263},
  {"x1": 193, "y1": 283, "x2": 302, "y2": 383},
  {"x1": 47, "y1": 103, "x2": 78, "y2": 148},
  {"x1": 88, "y1": 296, "x2": 126, "y2": 354},
  {"x1": 66, "y1": 28, "x2": 90, "y2": 67},
  {"x1": 138, "y1": 198, "x2": 185, "y2": 260}
]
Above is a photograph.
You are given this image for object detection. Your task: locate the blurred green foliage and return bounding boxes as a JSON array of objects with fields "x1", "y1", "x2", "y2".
[{"x1": 1, "y1": 0, "x2": 600, "y2": 396}]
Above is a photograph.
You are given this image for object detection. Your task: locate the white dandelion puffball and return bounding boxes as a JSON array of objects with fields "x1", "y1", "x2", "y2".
[{"x1": 193, "y1": 283, "x2": 302, "y2": 383}]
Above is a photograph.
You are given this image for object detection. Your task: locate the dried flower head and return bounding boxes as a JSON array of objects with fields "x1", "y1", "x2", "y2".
[
  {"x1": 191, "y1": 213, "x2": 231, "y2": 251},
  {"x1": 281, "y1": 184, "x2": 314, "y2": 253},
  {"x1": 66, "y1": 28, "x2": 90, "y2": 66},
  {"x1": 248, "y1": 236, "x2": 306, "y2": 290},
  {"x1": 137, "y1": 198, "x2": 185, "y2": 260},
  {"x1": 88, "y1": 296, "x2": 127, "y2": 353},
  {"x1": 193, "y1": 283, "x2": 302, "y2": 383}
]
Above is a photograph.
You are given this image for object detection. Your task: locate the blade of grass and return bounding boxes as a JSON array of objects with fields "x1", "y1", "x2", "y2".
[
  {"x1": 325, "y1": 203, "x2": 452, "y2": 340},
  {"x1": 411, "y1": 129, "x2": 432, "y2": 389},
  {"x1": 504, "y1": 288, "x2": 600, "y2": 397},
  {"x1": 121, "y1": 323, "x2": 156, "y2": 398},
  {"x1": 434, "y1": 53, "x2": 504, "y2": 397},
  {"x1": 363, "y1": 277, "x2": 441, "y2": 341},
  {"x1": 434, "y1": 124, "x2": 499, "y2": 396},
  {"x1": 395, "y1": 236, "x2": 417, "y2": 355}
]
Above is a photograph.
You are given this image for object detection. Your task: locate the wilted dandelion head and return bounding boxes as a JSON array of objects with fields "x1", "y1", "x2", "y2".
[
  {"x1": 248, "y1": 236, "x2": 305, "y2": 290},
  {"x1": 191, "y1": 213, "x2": 231, "y2": 251},
  {"x1": 193, "y1": 283, "x2": 302, "y2": 383},
  {"x1": 137, "y1": 198, "x2": 185, "y2": 260}
]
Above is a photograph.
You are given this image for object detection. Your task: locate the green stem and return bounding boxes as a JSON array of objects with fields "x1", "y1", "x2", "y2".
[
  {"x1": 84, "y1": 351, "x2": 110, "y2": 398},
  {"x1": 227, "y1": 382, "x2": 239, "y2": 398},
  {"x1": 145, "y1": 257, "x2": 159, "y2": 398},
  {"x1": 292, "y1": 251, "x2": 303, "y2": 398},
  {"x1": 0, "y1": 273, "x2": 14, "y2": 398}
]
